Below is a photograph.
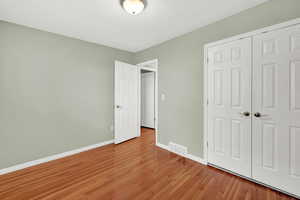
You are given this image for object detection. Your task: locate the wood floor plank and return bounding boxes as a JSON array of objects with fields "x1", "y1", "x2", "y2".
[{"x1": 0, "y1": 128, "x2": 296, "y2": 200}]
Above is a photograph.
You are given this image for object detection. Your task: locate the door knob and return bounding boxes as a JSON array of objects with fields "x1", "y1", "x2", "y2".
[
  {"x1": 239, "y1": 111, "x2": 250, "y2": 117},
  {"x1": 254, "y1": 112, "x2": 261, "y2": 118},
  {"x1": 116, "y1": 105, "x2": 122, "y2": 109},
  {"x1": 254, "y1": 112, "x2": 269, "y2": 118}
]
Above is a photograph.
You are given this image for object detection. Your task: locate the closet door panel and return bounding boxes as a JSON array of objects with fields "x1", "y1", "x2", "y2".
[
  {"x1": 252, "y1": 24, "x2": 300, "y2": 197},
  {"x1": 207, "y1": 37, "x2": 252, "y2": 178}
]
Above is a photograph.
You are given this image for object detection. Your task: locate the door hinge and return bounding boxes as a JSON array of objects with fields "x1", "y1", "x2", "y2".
[
  {"x1": 207, "y1": 99, "x2": 209, "y2": 105},
  {"x1": 207, "y1": 141, "x2": 209, "y2": 148},
  {"x1": 207, "y1": 57, "x2": 209, "y2": 64}
]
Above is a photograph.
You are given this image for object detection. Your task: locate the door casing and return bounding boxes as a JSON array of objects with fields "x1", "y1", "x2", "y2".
[{"x1": 137, "y1": 59, "x2": 158, "y2": 145}]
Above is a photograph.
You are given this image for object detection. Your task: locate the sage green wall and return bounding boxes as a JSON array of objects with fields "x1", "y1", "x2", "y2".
[
  {"x1": 134, "y1": 0, "x2": 300, "y2": 158},
  {"x1": 0, "y1": 21, "x2": 133, "y2": 169},
  {"x1": 1, "y1": 0, "x2": 300, "y2": 170}
]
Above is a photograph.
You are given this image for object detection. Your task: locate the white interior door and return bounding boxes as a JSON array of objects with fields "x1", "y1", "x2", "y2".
[
  {"x1": 207, "y1": 37, "x2": 252, "y2": 178},
  {"x1": 141, "y1": 72, "x2": 155, "y2": 128},
  {"x1": 114, "y1": 61, "x2": 139, "y2": 144},
  {"x1": 252, "y1": 24, "x2": 300, "y2": 197}
]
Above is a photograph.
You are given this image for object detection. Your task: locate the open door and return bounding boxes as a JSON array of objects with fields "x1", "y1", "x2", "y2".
[
  {"x1": 114, "y1": 61, "x2": 139, "y2": 144},
  {"x1": 141, "y1": 72, "x2": 155, "y2": 129}
]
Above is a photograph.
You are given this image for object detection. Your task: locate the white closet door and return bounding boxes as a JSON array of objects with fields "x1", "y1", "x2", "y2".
[
  {"x1": 207, "y1": 37, "x2": 252, "y2": 178},
  {"x1": 141, "y1": 72, "x2": 155, "y2": 128},
  {"x1": 114, "y1": 61, "x2": 139, "y2": 144},
  {"x1": 252, "y1": 24, "x2": 300, "y2": 196}
]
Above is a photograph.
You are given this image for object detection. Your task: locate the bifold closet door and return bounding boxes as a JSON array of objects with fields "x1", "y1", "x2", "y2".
[
  {"x1": 207, "y1": 37, "x2": 252, "y2": 178},
  {"x1": 252, "y1": 24, "x2": 300, "y2": 196}
]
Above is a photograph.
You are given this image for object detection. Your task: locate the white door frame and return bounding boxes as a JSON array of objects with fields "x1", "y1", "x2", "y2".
[
  {"x1": 203, "y1": 18, "x2": 300, "y2": 164},
  {"x1": 137, "y1": 59, "x2": 158, "y2": 145}
]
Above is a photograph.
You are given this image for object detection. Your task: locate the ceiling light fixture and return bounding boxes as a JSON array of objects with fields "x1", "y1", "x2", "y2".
[{"x1": 122, "y1": 0, "x2": 145, "y2": 15}]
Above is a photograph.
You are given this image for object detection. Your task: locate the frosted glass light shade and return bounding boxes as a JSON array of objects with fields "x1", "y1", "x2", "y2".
[{"x1": 123, "y1": 0, "x2": 145, "y2": 15}]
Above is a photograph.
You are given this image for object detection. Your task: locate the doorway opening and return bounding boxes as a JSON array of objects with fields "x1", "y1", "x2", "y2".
[
  {"x1": 114, "y1": 59, "x2": 158, "y2": 144},
  {"x1": 137, "y1": 59, "x2": 158, "y2": 145}
]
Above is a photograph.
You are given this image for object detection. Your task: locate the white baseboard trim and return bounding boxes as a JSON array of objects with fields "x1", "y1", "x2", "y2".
[
  {"x1": 185, "y1": 153, "x2": 207, "y2": 165},
  {"x1": 156, "y1": 142, "x2": 169, "y2": 151},
  {"x1": 156, "y1": 143, "x2": 207, "y2": 165},
  {"x1": 0, "y1": 140, "x2": 114, "y2": 175}
]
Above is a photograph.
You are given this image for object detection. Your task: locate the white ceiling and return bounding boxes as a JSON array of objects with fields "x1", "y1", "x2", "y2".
[{"x1": 0, "y1": 0, "x2": 268, "y2": 52}]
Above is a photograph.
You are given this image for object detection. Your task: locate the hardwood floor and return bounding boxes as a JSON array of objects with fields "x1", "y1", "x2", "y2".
[{"x1": 0, "y1": 128, "x2": 296, "y2": 200}]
